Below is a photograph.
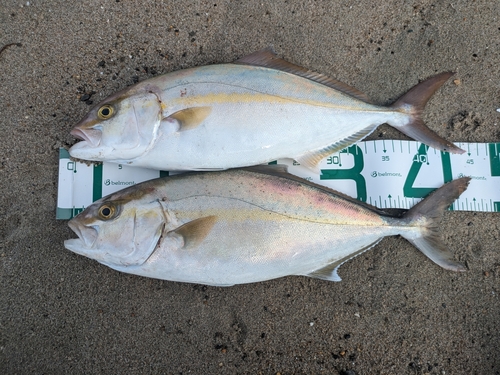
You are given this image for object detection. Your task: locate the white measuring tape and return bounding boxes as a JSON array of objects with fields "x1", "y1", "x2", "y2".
[
  {"x1": 277, "y1": 141, "x2": 499, "y2": 212},
  {"x1": 57, "y1": 141, "x2": 500, "y2": 219}
]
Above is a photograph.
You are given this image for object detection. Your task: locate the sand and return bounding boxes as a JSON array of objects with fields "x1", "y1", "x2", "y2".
[{"x1": 1, "y1": 0, "x2": 499, "y2": 374}]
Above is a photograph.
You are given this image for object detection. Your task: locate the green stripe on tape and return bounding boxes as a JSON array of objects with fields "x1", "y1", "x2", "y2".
[
  {"x1": 320, "y1": 145, "x2": 366, "y2": 202},
  {"x1": 56, "y1": 207, "x2": 73, "y2": 220},
  {"x1": 489, "y1": 143, "x2": 500, "y2": 176},
  {"x1": 59, "y1": 148, "x2": 70, "y2": 159},
  {"x1": 93, "y1": 164, "x2": 103, "y2": 202},
  {"x1": 403, "y1": 144, "x2": 435, "y2": 198}
]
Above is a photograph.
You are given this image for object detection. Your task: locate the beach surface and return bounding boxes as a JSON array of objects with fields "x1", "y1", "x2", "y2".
[{"x1": 1, "y1": 1, "x2": 499, "y2": 374}]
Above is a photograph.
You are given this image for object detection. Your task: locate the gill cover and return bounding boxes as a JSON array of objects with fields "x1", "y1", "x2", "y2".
[
  {"x1": 69, "y1": 90, "x2": 163, "y2": 162},
  {"x1": 66, "y1": 200, "x2": 165, "y2": 267}
]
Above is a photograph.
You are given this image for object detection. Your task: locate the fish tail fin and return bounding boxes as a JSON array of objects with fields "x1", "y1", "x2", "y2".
[
  {"x1": 390, "y1": 72, "x2": 465, "y2": 154},
  {"x1": 400, "y1": 177, "x2": 471, "y2": 272}
]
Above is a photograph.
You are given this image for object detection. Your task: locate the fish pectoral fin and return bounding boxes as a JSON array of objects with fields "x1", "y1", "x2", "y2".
[
  {"x1": 234, "y1": 48, "x2": 373, "y2": 103},
  {"x1": 173, "y1": 215, "x2": 217, "y2": 249},
  {"x1": 295, "y1": 126, "x2": 377, "y2": 173},
  {"x1": 167, "y1": 106, "x2": 212, "y2": 132},
  {"x1": 306, "y1": 239, "x2": 382, "y2": 282}
]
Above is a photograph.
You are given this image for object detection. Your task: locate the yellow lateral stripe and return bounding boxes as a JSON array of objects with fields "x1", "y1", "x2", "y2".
[
  {"x1": 172, "y1": 92, "x2": 387, "y2": 112},
  {"x1": 173, "y1": 207, "x2": 383, "y2": 227}
]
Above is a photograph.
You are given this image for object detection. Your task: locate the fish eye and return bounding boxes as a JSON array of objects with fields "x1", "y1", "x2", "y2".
[
  {"x1": 97, "y1": 105, "x2": 114, "y2": 120},
  {"x1": 98, "y1": 204, "x2": 116, "y2": 220}
]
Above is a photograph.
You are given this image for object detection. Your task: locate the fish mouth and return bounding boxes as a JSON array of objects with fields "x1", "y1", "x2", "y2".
[
  {"x1": 64, "y1": 220, "x2": 98, "y2": 253},
  {"x1": 70, "y1": 127, "x2": 102, "y2": 148}
]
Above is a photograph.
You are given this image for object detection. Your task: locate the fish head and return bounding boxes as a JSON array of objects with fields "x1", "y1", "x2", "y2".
[
  {"x1": 69, "y1": 86, "x2": 163, "y2": 162},
  {"x1": 64, "y1": 185, "x2": 166, "y2": 267}
]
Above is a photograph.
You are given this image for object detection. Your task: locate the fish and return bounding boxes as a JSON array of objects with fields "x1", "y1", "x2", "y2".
[
  {"x1": 69, "y1": 49, "x2": 464, "y2": 173},
  {"x1": 64, "y1": 167, "x2": 470, "y2": 286}
]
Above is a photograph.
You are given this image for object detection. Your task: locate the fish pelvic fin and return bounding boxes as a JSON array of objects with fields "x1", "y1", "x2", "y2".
[
  {"x1": 401, "y1": 177, "x2": 471, "y2": 272},
  {"x1": 390, "y1": 72, "x2": 465, "y2": 154}
]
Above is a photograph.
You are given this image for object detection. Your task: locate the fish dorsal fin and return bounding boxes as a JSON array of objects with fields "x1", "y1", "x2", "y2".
[
  {"x1": 306, "y1": 239, "x2": 382, "y2": 282},
  {"x1": 234, "y1": 48, "x2": 373, "y2": 103},
  {"x1": 295, "y1": 125, "x2": 377, "y2": 172},
  {"x1": 167, "y1": 107, "x2": 212, "y2": 132},
  {"x1": 243, "y1": 164, "x2": 289, "y2": 175},
  {"x1": 173, "y1": 216, "x2": 217, "y2": 249}
]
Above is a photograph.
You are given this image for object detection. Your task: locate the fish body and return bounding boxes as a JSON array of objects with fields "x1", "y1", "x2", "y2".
[
  {"x1": 64, "y1": 168, "x2": 469, "y2": 286},
  {"x1": 69, "y1": 49, "x2": 464, "y2": 172}
]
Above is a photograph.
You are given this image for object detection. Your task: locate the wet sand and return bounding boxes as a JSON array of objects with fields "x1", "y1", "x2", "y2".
[{"x1": 1, "y1": 1, "x2": 499, "y2": 374}]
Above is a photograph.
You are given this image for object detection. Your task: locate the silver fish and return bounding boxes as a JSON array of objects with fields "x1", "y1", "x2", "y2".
[
  {"x1": 69, "y1": 49, "x2": 464, "y2": 172},
  {"x1": 64, "y1": 167, "x2": 469, "y2": 286}
]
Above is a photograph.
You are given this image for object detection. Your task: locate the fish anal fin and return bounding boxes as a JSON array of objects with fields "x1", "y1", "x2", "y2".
[
  {"x1": 167, "y1": 107, "x2": 212, "y2": 132},
  {"x1": 306, "y1": 239, "x2": 382, "y2": 282},
  {"x1": 234, "y1": 48, "x2": 373, "y2": 103},
  {"x1": 295, "y1": 125, "x2": 377, "y2": 173},
  {"x1": 307, "y1": 261, "x2": 343, "y2": 282},
  {"x1": 173, "y1": 216, "x2": 217, "y2": 249},
  {"x1": 294, "y1": 155, "x2": 322, "y2": 175}
]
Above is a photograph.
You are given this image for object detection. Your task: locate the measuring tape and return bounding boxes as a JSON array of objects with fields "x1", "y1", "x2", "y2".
[
  {"x1": 276, "y1": 141, "x2": 499, "y2": 212},
  {"x1": 57, "y1": 141, "x2": 500, "y2": 219}
]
